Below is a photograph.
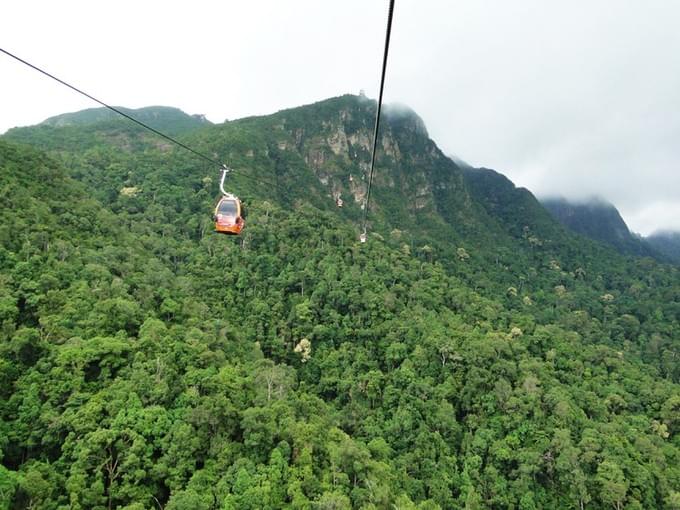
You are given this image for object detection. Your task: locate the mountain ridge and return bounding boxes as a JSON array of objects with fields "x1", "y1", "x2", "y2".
[
  {"x1": 647, "y1": 230, "x2": 680, "y2": 263},
  {"x1": 41, "y1": 105, "x2": 211, "y2": 132},
  {"x1": 541, "y1": 196, "x2": 661, "y2": 259}
]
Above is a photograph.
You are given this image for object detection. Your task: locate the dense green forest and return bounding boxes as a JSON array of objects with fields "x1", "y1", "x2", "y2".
[{"x1": 1, "y1": 96, "x2": 679, "y2": 509}]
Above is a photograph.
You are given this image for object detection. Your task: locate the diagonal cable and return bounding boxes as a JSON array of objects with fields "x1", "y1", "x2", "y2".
[{"x1": 0, "y1": 47, "x2": 279, "y2": 189}]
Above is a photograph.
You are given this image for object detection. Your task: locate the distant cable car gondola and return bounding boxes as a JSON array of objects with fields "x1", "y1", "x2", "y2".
[{"x1": 214, "y1": 166, "x2": 245, "y2": 235}]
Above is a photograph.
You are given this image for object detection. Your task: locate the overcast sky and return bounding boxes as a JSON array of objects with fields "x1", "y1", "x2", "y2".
[{"x1": 2, "y1": 1, "x2": 679, "y2": 235}]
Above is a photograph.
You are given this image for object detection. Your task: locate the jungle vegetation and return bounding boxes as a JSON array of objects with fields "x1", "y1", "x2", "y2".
[{"x1": 0, "y1": 96, "x2": 679, "y2": 509}]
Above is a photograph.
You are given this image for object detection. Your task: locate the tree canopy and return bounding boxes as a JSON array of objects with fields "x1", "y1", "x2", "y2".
[{"x1": 1, "y1": 95, "x2": 679, "y2": 509}]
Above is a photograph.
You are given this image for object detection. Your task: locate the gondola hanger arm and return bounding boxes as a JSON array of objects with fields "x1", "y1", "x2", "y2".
[{"x1": 219, "y1": 165, "x2": 232, "y2": 196}]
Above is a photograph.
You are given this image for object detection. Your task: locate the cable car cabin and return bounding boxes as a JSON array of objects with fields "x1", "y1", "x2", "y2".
[{"x1": 214, "y1": 195, "x2": 245, "y2": 235}]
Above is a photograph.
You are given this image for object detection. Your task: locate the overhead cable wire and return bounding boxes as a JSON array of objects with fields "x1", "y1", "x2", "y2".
[
  {"x1": 361, "y1": 0, "x2": 395, "y2": 241},
  {"x1": 0, "y1": 47, "x2": 277, "y2": 189}
]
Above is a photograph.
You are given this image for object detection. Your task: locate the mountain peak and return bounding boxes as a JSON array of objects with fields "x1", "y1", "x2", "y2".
[
  {"x1": 646, "y1": 230, "x2": 680, "y2": 263},
  {"x1": 541, "y1": 196, "x2": 658, "y2": 258},
  {"x1": 251, "y1": 95, "x2": 429, "y2": 140},
  {"x1": 382, "y1": 102, "x2": 428, "y2": 138},
  {"x1": 40, "y1": 105, "x2": 211, "y2": 134}
]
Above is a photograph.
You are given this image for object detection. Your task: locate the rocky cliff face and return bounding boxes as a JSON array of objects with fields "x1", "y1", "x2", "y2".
[{"x1": 229, "y1": 95, "x2": 486, "y2": 243}]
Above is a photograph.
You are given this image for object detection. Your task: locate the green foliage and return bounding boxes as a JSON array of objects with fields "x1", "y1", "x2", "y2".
[{"x1": 1, "y1": 95, "x2": 679, "y2": 508}]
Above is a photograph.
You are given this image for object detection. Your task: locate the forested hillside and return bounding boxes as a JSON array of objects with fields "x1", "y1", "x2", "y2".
[
  {"x1": 1, "y1": 95, "x2": 679, "y2": 509},
  {"x1": 541, "y1": 197, "x2": 659, "y2": 260},
  {"x1": 41, "y1": 106, "x2": 211, "y2": 134},
  {"x1": 647, "y1": 232, "x2": 680, "y2": 265}
]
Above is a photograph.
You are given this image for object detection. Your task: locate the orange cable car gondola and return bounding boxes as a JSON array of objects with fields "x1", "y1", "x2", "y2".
[{"x1": 214, "y1": 166, "x2": 245, "y2": 235}]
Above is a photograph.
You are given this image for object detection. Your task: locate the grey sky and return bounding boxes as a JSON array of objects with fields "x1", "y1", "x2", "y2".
[{"x1": 2, "y1": 1, "x2": 679, "y2": 235}]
